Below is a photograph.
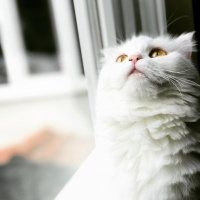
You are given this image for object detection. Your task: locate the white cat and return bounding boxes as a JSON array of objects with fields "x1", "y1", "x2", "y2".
[{"x1": 55, "y1": 33, "x2": 200, "y2": 200}]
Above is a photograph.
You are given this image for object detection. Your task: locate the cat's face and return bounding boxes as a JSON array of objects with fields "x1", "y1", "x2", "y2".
[{"x1": 98, "y1": 32, "x2": 198, "y2": 100}]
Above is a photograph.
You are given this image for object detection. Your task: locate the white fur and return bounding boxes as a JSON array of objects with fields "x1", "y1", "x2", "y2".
[{"x1": 95, "y1": 33, "x2": 200, "y2": 200}]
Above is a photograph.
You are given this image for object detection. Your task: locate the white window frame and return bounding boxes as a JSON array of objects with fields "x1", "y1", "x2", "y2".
[{"x1": 0, "y1": 0, "x2": 85, "y2": 104}]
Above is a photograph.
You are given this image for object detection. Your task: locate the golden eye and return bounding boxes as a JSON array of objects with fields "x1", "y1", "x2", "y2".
[
  {"x1": 149, "y1": 48, "x2": 167, "y2": 58},
  {"x1": 116, "y1": 55, "x2": 128, "y2": 63}
]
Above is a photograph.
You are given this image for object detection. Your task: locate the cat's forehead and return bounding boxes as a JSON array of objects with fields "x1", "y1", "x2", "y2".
[
  {"x1": 128, "y1": 35, "x2": 152, "y2": 46},
  {"x1": 103, "y1": 33, "x2": 194, "y2": 61},
  {"x1": 119, "y1": 35, "x2": 171, "y2": 54}
]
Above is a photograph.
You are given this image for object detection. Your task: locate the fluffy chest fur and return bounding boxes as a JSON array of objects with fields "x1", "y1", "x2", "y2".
[
  {"x1": 95, "y1": 33, "x2": 200, "y2": 200},
  {"x1": 96, "y1": 97, "x2": 200, "y2": 200}
]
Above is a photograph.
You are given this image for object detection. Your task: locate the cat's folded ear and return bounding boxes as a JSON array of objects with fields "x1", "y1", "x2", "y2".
[{"x1": 176, "y1": 32, "x2": 196, "y2": 59}]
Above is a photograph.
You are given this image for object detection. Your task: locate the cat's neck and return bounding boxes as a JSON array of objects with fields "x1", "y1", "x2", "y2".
[{"x1": 95, "y1": 92, "x2": 199, "y2": 153}]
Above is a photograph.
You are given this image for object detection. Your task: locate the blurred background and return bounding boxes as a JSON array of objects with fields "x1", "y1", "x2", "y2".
[{"x1": 0, "y1": 0, "x2": 198, "y2": 200}]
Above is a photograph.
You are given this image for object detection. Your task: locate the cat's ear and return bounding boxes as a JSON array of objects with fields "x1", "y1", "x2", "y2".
[{"x1": 176, "y1": 32, "x2": 196, "y2": 59}]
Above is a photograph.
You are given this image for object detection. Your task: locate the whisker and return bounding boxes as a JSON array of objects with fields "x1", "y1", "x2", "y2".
[
  {"x1": 165, "y1": 69, "x2": 192, "y2": 75},
  {"x1": 155, "y1": 70, "x2": 184, "y2": 98},
  {"x1": 166, "y1": 73, "x2": 200, "y2": 87},
  {"x1": 179, "y1": 78, "x2": 200, "y2": 87},
  {"x1": 164, "y1": 15, "x2": 190, "y2": 33},
  {"x1": 166, "y1": 7, "x2": 179, "y2": 26},
  {"x1": 165, "y1": 74, "x2": 184, "y2": 86}
]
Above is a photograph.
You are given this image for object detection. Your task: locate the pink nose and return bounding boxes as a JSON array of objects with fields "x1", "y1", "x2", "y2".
[{"x1": 129, "y1": 55, "x2": 142, "y2": 65}]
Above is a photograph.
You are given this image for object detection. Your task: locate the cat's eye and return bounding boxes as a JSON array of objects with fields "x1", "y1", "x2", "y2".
[
  {"x1": 149, "y1": 48, "x2": 167, "y2": 58},
  {"x1": 116, "y1": 55, "x2": 128, "y2": 63}
]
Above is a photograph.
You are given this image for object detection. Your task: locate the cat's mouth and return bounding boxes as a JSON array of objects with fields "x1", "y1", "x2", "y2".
[{"x1": 129, "y1": 68, "x2": 142, "y2": 75}]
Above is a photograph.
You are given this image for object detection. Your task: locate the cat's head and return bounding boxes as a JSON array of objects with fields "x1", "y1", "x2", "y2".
[{"x1": 98, "y1": 32, "x2": 199, "y2": 100}]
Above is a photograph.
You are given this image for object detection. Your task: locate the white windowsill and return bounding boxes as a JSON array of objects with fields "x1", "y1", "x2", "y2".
[{"x1": 0, "y1": 73, "x2": 87, "y2": 104}]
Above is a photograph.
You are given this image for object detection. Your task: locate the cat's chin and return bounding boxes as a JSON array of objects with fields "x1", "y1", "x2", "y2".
[{"x1": 122, "y1": 75, "x2": 159, "y2": 100}]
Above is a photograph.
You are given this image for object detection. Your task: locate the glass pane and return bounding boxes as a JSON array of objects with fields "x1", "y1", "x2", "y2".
[
  {"x1": 165, "y1": 0, "x2": 197, "y2": 65},
  {"x1": 0, "y1": 45, "x2": 8, "y2": 84},
  {"x1": 17, "y1": 0, "x2": 60, "y2": 74}
]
